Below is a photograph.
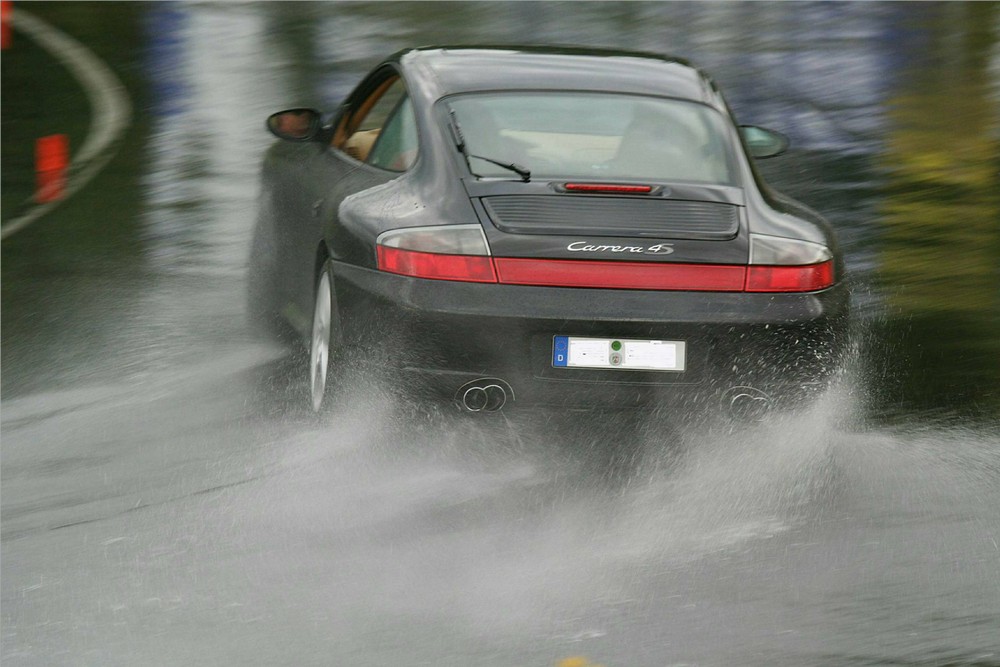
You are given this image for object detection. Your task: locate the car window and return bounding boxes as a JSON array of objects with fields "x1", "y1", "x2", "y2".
[
  {"x1": 367, "y1": 96, "x2": 418, "y2": 171},
  {"x1": 448, "y1": 92, "x2": 736, "y2": 184},
  {"x1": 357, "y1": 78, "x2": 407, "y2": 132},
  {"x1": 337, "y1": 76, "x2": 409, "y2": 163}
]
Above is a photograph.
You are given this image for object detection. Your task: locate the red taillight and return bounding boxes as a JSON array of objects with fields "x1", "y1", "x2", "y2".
[
  {"x1": 563, "y1": 183, "x2": 654, "y2": 194},
  {"x1": 494, "y1": 258, "x2": 746, "y2": 291},
  {"x1": 376, "y1": 246, "x2": 497, "y2": 283},
  {"x1": 376, "y1": 230, "x2": 834, "y2": 292},
  {"x1": 745, "y1": 261, "x2": 834, "y2": 292},
  {"x1": 376, "y1": 252, "x2": 834, "y2": 292}
]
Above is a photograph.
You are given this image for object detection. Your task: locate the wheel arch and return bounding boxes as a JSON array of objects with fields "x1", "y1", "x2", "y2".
[{"x1": 314, "y1": 241, "x2": 332, "y2": 287}]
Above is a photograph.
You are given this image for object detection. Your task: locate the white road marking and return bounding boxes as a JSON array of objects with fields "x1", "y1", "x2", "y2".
[{"x1": 1, "y1": 8, "x2": 132, "y2": 239}]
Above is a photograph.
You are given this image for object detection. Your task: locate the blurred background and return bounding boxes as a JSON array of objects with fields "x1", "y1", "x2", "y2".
[
  {"x1": 2, "y1": 3, "x2": 999, "y2": 666},
  {"x1": 3, "y1": 1, "x2": 998, "y2": 419}
]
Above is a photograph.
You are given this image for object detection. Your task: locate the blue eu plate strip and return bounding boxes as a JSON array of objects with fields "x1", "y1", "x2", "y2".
[{"x1": 552, "y1": 336, "x2": 569, "y2": 367}]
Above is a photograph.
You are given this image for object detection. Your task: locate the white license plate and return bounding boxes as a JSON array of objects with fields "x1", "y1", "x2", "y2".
[{"x1": 552, "y1": 336, "x2": 686, "y2": 372}]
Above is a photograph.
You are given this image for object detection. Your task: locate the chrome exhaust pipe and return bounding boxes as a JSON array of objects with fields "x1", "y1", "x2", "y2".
[
  {"x1": 457, "y1": 379, "x2": 512, "y2": 413},
  {"x1": 483, "y1": 384, "x2": 507, "y2": 412},
  {"x1": 462, "y1": 386, "x2": 489, "y2": 412}
]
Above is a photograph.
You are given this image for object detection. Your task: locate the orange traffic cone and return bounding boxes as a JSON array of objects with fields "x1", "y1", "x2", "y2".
[{"x1": 35, "y1": 134, "x2": 69, "y2": 203}]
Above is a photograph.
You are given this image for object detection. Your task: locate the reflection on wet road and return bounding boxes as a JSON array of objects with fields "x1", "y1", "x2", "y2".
[{"x1": 2, "y1": 3, "x2": 998, "y2": 666}]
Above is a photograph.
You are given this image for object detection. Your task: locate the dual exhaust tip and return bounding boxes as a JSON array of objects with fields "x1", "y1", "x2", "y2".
[
  {"x1": 457, "y1": 378, "x2": 513, "y2": 413},
  {"x1": 457, "y1": 380, "x2": 772, "y2": 418},
  {"x1": 723, "y1": 385, "x2": 773, "y2": 422}
]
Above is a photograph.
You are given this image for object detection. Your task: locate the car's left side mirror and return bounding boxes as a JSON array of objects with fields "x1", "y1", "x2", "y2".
[
  {"x1": 267, "y1": 108, "x2": 323, "y2": 142},
  {"x1": 740, "y1": 125, "x2": 790, "y2": 159}
]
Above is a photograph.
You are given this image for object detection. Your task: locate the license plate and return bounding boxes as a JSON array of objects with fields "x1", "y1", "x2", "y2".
[{"x1": 552, "y1": 336, "x2": 686, "y2": 372}]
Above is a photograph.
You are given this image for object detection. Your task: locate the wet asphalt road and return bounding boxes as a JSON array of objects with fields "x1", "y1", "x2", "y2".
[{"x1": 3, "y1": 3, "x2": 999, "y2": 666}]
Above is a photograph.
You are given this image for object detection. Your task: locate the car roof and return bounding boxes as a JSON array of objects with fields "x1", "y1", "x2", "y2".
[{"x1": 392, "y1": 46, "x2": 724, "y2": 107}]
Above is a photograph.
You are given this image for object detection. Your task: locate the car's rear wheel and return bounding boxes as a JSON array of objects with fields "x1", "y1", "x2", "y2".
[{"x1": 309, "y1": 261, "x2": 338, "y2": 411}]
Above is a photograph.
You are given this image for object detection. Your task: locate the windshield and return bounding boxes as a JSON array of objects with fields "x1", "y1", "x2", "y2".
[{"x1": 448, "y1": 92, "x2": 737, "y2": 184}]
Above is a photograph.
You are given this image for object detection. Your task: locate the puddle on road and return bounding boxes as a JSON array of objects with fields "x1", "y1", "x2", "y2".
[{"x1": 5, "y1": 353, "x2": 999, "y2": 666}]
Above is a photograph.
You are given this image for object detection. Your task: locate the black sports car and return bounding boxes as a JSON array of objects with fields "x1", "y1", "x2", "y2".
[{"x1": 248, "y1": 46, "x2": 848, "y2": 416}]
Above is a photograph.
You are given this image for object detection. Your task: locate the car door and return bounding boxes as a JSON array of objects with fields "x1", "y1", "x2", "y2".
[{"x1": 287, "y1": 69, "x2": 420, "y2": 327}]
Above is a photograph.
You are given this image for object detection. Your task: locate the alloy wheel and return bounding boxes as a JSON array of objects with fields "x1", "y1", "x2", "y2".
[{"x1": 309, "y1": 270, "x2": 332, "y2": 411}]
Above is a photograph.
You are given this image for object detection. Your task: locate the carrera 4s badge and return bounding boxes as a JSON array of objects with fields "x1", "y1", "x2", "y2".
[{"x1": 566, "y1": 241, "x2": 675, "y2": 255}]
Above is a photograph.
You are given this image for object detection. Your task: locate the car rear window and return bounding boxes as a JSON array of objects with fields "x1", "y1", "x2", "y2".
[{"x1": 448, "y1": 92, "x2": 737, "y2": 185}]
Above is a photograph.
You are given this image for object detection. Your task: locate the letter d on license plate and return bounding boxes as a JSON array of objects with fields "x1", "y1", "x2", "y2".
[{"x1": 552, "y1": 336, "x2": 686, "y2": 371}]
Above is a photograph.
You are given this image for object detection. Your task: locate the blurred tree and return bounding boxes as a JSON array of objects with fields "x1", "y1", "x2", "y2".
[{"x1": 876, "y1": 2, "x2": 1000, "y2": 419}]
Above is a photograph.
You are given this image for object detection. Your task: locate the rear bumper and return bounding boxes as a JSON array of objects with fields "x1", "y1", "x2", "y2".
[{"x1": 331, "y1": 261, "x2": 849, "y2": 409}]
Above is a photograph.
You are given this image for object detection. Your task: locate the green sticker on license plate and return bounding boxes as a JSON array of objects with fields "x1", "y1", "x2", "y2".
[{"x1": 552, "y1": 336, "x2": 686, "y2": 371}]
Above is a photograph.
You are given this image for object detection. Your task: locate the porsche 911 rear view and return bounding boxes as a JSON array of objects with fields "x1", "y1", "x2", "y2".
[{"x1": 249, "y1": 46, "x2": 848, "y2": 415}]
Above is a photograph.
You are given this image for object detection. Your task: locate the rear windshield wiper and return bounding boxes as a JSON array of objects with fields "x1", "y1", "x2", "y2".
[
  {"x1": 447, "y1": 107, "x2": 530, "y2": 183},
  {"x1": 467, "y1": 155, "x2": 531, "y2": 183}
]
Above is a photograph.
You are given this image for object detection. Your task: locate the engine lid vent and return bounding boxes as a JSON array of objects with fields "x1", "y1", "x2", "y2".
[{"x1": 482, "y1": 195, "x2": 740, "y2": 240}]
